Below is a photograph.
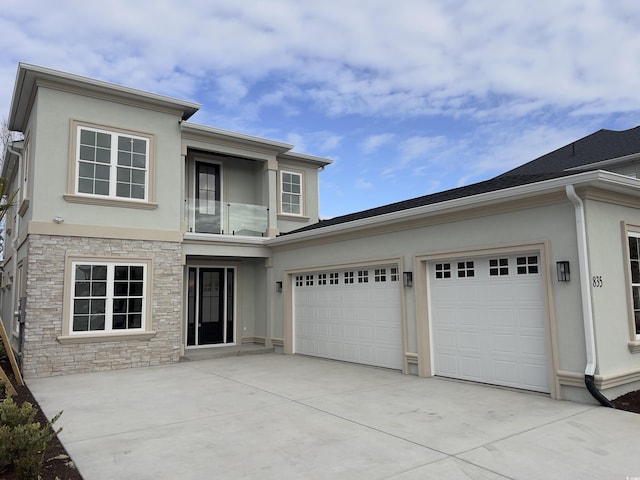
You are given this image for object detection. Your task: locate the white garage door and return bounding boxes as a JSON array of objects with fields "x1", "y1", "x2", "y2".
[
  {"x1": 294, "y1": 266, "x2": 403, "y2": 370},
  {"x1": 429, "y1": 253, "x2": 550, "y2": 393}
]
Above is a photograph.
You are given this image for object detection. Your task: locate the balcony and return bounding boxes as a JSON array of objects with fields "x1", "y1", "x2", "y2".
[{"x1": 185, "y1": 200, "x2": 268, "y2": 237}]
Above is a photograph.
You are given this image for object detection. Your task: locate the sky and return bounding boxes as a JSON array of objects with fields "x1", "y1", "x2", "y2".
[{"x1": 1, "y1": 0, "x2": 639, "y2": 218}]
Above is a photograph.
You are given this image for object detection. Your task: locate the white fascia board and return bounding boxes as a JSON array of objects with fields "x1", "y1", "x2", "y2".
[
  {"x1": 565, "y1": 152, "x2": 640, "y2": 171},
  {"x1": 181, "y1": 122, "x2": 293, "y2": 154},
  {"x1": 268, "y1": 170, "x2": 640, "y2": 246}
]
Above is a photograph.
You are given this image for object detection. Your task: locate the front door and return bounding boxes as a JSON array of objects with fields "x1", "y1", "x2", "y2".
[
  {"x1": 195, "y1": 162, "x2": 221, "y2": 234},
  {"x1": 187, "y1": 267, "x2": 235, "y2": 346}
]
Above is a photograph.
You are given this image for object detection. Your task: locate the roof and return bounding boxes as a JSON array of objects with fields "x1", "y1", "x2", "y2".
[
  {"x1": 8, "y1": 63, "x2": 201, "y2": 131},
  {"x1": 284, "y1": 172, "x2": 572, "y2": 235},
  {"x1": 282, "y1": 125, "x2": 640, "y2": 236},
  {"x1": 498, "y1": 126, "x2": 640, "y2": 177}
]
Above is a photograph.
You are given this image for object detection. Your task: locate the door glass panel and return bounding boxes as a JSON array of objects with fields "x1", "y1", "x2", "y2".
[
  {"x1": 226, "y1": 269, "x2": 234, "y2": 343},
  {"x1": 187, "y1": 269, "x2": 196, "y2": 346},
  {"x1": 195, "y1": 162, "x2": 221, "y2": 234}
]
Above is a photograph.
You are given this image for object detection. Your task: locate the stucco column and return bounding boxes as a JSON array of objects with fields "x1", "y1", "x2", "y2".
[{"x1": 264, "y1": 158, "x2": 278, "y2": 237}]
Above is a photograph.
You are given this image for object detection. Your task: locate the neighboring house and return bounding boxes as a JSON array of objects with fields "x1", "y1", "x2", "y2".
[{"x1": 2, "y1": 63, "x2": 640, "y2": 405}]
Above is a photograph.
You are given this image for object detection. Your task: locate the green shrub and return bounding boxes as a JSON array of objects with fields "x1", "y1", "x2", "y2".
[{"x1": 0, "y1": 396, "x2": 62, "y2": 479}]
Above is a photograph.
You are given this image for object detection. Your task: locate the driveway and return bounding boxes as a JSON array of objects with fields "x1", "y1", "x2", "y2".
[{"x1": 28, "y1": 354, "x2": 640, "y2": 479}]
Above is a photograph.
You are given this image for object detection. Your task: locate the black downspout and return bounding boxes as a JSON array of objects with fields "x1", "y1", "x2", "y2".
[{"x1": 585, "y1": 375, "x2": 615, "y2": 408}]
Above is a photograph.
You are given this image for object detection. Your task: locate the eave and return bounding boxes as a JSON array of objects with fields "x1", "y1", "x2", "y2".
[
  {"x1": 8, "y1": 63, "x2": 201, "y2": 132},
  {"x1": 268, "y1": 170, "x2": 640, "y2": 247}
]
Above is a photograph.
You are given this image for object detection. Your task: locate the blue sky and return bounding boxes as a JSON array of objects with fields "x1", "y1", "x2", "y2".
[{"x1": 1, "y1": 0, "x2": 639, "y2": 218}]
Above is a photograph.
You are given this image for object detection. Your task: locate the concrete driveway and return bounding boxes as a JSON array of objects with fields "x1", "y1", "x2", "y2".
[{"x1": 28, "y1": 354, "x2": 640, "y2": 480}]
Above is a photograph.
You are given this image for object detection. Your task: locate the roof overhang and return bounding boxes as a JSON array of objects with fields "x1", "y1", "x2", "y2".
[
  {"x1": 181, "y1": 122, "x2": 293, "y2": 156},
  {"x1": 7, "y1": 63, "x2": 201, "y2": 132},
  {"x1": 279, "y1": 151, "x2": 333, "y2": 168},
  {"x1": 268, "y1": 170, "x2": 640, "y2": 246}
]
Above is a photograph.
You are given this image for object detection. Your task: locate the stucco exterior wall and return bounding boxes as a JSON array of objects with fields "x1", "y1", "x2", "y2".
[
  {"x1": 583, "y1": 197, "x2": 640, "y2": 379},
  {"x1": 30, "y1": 87, "x2": 184, "y2": 233},
  {"x1": 270, "y1": 199, "x2": 589, "y2": 396},
  {"x1": 22, "y1": 234, "x2": 183, "y2": 378}
]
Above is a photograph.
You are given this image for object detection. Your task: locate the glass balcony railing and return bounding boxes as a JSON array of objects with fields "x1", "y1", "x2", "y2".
[{"x1": 185, "y1": 200, "x2": 268, "y2": 237}]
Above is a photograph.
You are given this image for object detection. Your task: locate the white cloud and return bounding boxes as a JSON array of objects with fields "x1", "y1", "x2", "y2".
[
  {"x1": 362, "y1": 133, "x2": 394, "y2": 153},
  {"x1": 355, "y1": 178, "x2": 374, "y2": 189},
  {"x1": 1, "y1": 0, "x2": 639, "y2": 216}
]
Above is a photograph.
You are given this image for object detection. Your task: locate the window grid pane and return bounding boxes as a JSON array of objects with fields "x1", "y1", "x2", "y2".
[
  {"x1": 71, "y1": 263, "x2": 145, "y2": 334},
  {"x1": 281, "y1": 171, "x2": 302, "y2": 215},
  {"x1": 77, "y1": 127, "x2": 148, "y2": 200}
]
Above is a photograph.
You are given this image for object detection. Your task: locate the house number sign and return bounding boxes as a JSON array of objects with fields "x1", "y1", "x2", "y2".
[{"x1": 592, "y1": 276, "x2": 603, "y2": 288}]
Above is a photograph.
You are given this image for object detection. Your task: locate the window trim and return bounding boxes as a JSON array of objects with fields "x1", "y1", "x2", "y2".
[
  {"x1": 625, "y1": 227, "x2": 640, "y2": 351},
  {"x1": 66, "y1": 120, "x2": 157, "y2": 208},
  {"x1": 279, "y1": 169, "x2": 304, "y2": 216},
  {"x1": 59, "y1": 255, "x2": 155, "y2": 343}
]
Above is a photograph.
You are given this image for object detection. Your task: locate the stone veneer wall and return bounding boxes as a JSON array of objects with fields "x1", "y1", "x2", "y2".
[{"x1": 22, "y1": 234, "x2": 183, "y2": 378}]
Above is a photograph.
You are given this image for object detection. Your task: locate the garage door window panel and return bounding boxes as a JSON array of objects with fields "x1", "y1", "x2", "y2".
[
  {"x1": 517, "y1": 256, "x2": 539, "y2": 275},
  {"x1": 457, "y1": 261, "x2": 475, "y2": 278}
]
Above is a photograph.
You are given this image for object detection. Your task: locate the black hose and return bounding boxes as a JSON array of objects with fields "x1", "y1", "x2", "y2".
[{"x1": 585, "y1": 375, "x2": 615, "y2": 408}]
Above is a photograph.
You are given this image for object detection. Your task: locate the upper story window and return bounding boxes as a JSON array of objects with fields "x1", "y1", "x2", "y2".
[
  {"x1": 77, "y1": 126, "x2": 149, "y2": 201},
  {"x1": 280, "y1": 170, "x2": 303, "y2": 215}
]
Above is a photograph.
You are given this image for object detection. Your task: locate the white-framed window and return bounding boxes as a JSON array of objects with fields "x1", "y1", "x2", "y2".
[
  {"x1": 358, "y1": 270, "x2": 369, "y2": 283},
  {"x1": 305, "y1": 274, "x2": 314, "y2": 286},
  {"x1": 390, "y1": 267, "x2": 399, "y2": 282},
  {"x1": 70, "y1": 262, "x2": 146, "y2": 334},
  {"x1": 76, "y1": 125, "x2": 149, "y2": 201},
  {"x1": 435, "y1": 263, "x2": 451, "y2": 279},
  {"x1": 329, "y1": 272, "x2": 339, "y2": 285},
  {"x1": 628, "y1": 233, "x2": 640, "y2": 339},
  {"x1": 295, "y1": 275, "x2": 304, "y2": 287},
  {"x1": 344, "y1": 271, "x2": 354, "y2": 284},
  {"x1": 457, "y1": 261, "x2": 475, "y2": 278},
  {"x1": 489, "y1": 258, "x2": 509, "y2": 276},
  {"x1": 280, "y1": 170, "x2": 302, "y2": 215},
  {"x1": 516, "y1": 256, "x2": 539, "y2": 275},
  {"x1": 318, "y1": 273, "x2": 327, "y2": 285},
  {"x1": 374, "y1": 268, "x2": 387, "y2": 282}
]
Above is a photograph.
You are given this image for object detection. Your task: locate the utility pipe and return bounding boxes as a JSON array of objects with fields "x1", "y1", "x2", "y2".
[
  {"x1": 565, "y1": 184, "x2": 614, "y2": 407},
  {"x1": 7, "y1": 144, "x2": 23, "y2": 363}
]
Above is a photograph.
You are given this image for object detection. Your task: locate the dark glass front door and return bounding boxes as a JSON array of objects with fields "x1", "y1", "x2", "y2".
[{"x1": 187, "y1": 267, "x2": 235, "y2": 346}]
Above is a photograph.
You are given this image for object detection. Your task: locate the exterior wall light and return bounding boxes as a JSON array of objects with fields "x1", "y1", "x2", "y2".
[
  {"x1": 276, "y1": 281, "x2": 283, "y2": 293},
  {"x1": 556, "y1": 261, "x2": 570, "y2": 282},
  {"x1": 403, "y1": 271, "x2": 413, "y2": 287},
  {"x1": 53, "y1": 215, "x2": 64, "y2": 224}
]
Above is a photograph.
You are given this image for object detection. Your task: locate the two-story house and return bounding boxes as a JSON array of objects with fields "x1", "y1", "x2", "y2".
[
  {"x1": 0, "y1": 63, "x2": 330, "y2": 378},
  {"x1": 4, "y1": 63, "x2": 640, "y2": 406}
]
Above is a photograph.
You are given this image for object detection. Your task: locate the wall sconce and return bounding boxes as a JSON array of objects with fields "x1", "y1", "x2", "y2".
[
  {"x1": 276, "y1": 281, "x2": 283, "y2": 293},
  {"x1": 403, "y1": 271, "x2": 413, "y2": 287},
  {"x1": 556, "y1": 261, "x2": 570, "y2": 282}
]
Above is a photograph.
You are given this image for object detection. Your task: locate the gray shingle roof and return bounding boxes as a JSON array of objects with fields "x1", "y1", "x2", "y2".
[
  {"x1": 282, "y1": 126, "x2": 640, "y2": 236},
  {"x1": 497, "y1": 126, "x2": 640, "y2": 177}
]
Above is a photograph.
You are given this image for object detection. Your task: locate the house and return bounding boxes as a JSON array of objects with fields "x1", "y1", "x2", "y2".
[
  {"x1": 3, "y1": 63, "x2": 640, "y2": 406},
  {"x1": 0, "y1": 63, "x2": 330, "y2": 378}
]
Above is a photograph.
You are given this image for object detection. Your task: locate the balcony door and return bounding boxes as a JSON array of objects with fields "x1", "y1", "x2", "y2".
[
  {"x1": 195, "y1": 161, "x2": 221, "y2": 234},
  {"x1": 187, "y1": 267, "x2": 235, "y2": 346}
]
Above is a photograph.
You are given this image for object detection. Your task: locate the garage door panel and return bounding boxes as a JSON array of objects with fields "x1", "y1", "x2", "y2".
[
  {"x1": 492, "y1": 334, "x2": 517, "y2": 353},
  {"x1": 431, "y1": 253, "x2": 550, "y2": 393},
  {"x1": 295, "y1": 266, "x2": 403, "y2": 370},
  {"x1": 461, "y1": 356, "x2": 482, "y2": 379}
]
